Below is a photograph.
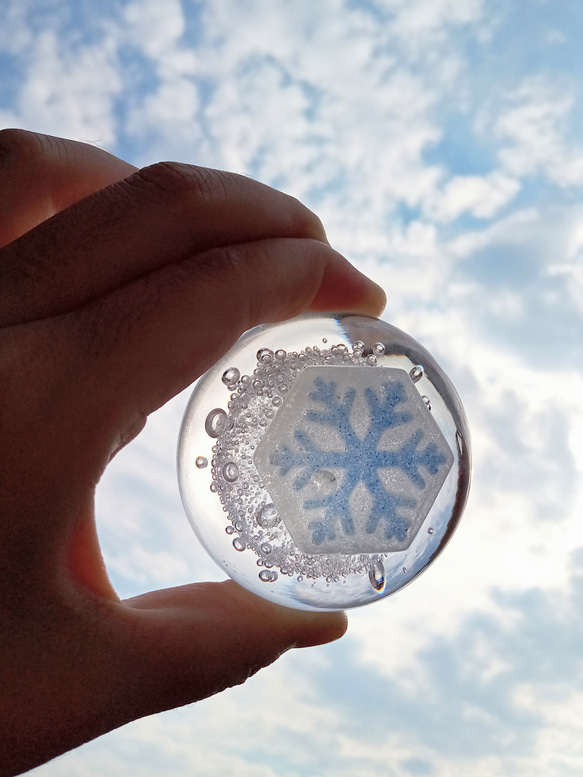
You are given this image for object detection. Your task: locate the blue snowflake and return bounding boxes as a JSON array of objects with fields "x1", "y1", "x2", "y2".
[{"x1": 270, "y1": 376, "x2": 448, "y2": 545}]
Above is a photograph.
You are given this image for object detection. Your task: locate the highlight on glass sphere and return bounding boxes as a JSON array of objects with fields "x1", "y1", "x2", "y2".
[{"x1": 177, "y1": 314, "x2": 471, "y2": 611}]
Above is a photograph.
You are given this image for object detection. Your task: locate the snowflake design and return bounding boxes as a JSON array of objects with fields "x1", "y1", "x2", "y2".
[{"x1": 270, "y1": 376, "x2": 449, "y2": 546}]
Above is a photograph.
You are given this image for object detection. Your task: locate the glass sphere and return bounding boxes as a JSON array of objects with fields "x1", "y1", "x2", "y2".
[{"x1": 177, "y1": 314, "x2": 471, "y2": 611}]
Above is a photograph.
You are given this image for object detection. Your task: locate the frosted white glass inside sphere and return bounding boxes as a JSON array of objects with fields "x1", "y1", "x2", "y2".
[{"x1": 177, "y1": 314, "x2": 471, "y2": 611}]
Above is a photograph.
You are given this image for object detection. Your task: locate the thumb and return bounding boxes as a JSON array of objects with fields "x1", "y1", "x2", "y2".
[
  {"x1": 120, "y1": 580, "x2": 347, "y2": 713},
  {"x1": 2, "y1": 580, "x2": 346, "y2": 775}
]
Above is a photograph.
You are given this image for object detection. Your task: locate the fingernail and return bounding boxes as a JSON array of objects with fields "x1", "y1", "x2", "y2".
[
  {"x1": 294, "y1": 611, "x2": 348, "y2": 648},
  {"x1": 367, "y1": 280, "x2": 387, "y2": 316}
]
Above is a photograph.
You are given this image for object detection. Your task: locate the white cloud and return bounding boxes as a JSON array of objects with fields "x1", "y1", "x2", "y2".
[
  {"x1": 558, "y1": 257, "x2": 583, "y2": 310},
  {"x1": 377, "y1": 0, "x2": 489, "y2": 49},
  {"x1": 423, "y1": 172, "x2": 520, "y2": 222},
  {"x1": 122, "y1": 0, "x2": 199, "y2": 82},
  {"x1": 117, "y1": 0, "x2": 491, "y2": 229},
  {"x1": 123, "y1": 0, "x2": 187, "y2": 63},
  {"x1": 0, "y1": 28, "x2": 121, "y2": 145},
  {"x1": 488, "y1": 76, "x2": 583, "y2": 187},
  {"x1": 125, "y1": 78, "x2": 201, "y2": 141},
  {"x1": 511, "y1": 687, "x2": 583, "y2": 775},
  {"x1": 545, "y1": 28, "x2": 567, "y2": 46},
  {"x1": 0, "y1": 0, "x2": 34, "y2": 54}
]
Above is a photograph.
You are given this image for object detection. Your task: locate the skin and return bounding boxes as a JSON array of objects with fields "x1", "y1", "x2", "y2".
[{"x1": 0, "y1": 129, "x2": 386, "y2": 776}]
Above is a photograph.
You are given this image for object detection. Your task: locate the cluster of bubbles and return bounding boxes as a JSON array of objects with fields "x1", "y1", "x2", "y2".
[{"x1": 197, "y1": 339, "x2": 432, "y2": 589}]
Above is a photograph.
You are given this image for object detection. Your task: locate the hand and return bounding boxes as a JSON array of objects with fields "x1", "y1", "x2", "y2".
[{"x1": 0, "y1": 129, "x2": 386, "y2": 775}]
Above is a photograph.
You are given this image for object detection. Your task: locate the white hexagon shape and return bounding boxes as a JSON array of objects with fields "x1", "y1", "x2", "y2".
[{"x1": 254, "y1": 366, "x2": 453, "y2": 555}]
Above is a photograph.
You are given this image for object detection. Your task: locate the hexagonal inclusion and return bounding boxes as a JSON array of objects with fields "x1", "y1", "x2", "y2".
[{"x1": 254, "y1": 366, "x2": 453, "y2": 555}]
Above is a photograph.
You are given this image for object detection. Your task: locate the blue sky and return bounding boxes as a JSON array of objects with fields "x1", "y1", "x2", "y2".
[{"x1": 2, "y1": 0, "x2": 583, "y2": 775}]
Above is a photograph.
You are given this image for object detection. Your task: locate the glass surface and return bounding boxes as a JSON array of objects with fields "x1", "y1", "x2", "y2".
[{"x1": 178, "y1": 314, "x2": 471, "y2": 611}]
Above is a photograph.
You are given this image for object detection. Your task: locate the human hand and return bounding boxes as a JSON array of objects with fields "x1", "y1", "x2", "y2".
[{"x1": 0, "y1": 130, "x2": 386, "y2": 775}]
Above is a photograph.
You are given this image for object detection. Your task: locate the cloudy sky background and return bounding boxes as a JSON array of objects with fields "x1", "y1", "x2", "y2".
[{"x1": 2, "y1": 0, "x2": 583, "y2": 774}]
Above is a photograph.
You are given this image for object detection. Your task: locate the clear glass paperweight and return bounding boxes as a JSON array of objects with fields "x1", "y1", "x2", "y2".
[{"x1": 177, "y1": 314, "x2": 471, "y2": 611}]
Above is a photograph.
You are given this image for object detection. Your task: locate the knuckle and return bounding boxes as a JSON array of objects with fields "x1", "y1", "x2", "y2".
[
  {"x1": 0, "y1": 129, "x2": 70, "y2": 174},
  {"x1": 134, "y1": 161, "x2": 197, "y2": 194},
  {"x1": 288, "y1": 195, "x2": 327, "y2": 241},
  {"x1": 131, "y1": 161, "x2": 234, "y2": 206},
  {"x1": 198, "y1": 241, "x2": 254, "y2": 283},
  {"x1": 0, "y1": 128, "x2": 44, "y2": 166},
  {"x1": 195, "y1": 241, "x2": 281, "y2": 327}
]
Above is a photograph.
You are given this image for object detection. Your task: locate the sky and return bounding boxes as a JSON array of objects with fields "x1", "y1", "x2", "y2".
[{"x1": 2, "y1": 0, "x2": 583, "y2": 774}]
